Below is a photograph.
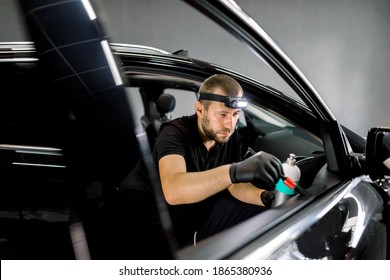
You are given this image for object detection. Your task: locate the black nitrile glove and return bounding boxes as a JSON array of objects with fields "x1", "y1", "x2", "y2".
[
  {"x1": 260, "y1": 191, "x2": 275, "y2": 208},
  {"x1": 229, "y1": 151, "x2": 282, "y2": 190}
]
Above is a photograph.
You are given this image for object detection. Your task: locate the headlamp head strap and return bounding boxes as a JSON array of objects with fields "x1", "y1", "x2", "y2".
[{"x1": 198, "y1": 92, "x2": 248, "y2": 109}]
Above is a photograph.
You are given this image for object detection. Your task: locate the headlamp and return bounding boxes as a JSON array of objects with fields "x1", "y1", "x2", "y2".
[{"x1": 198, "y1": 92, "x2": 248, "y2": 109}]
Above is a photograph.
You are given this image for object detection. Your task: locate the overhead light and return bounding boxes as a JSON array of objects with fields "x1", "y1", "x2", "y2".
[{"x1": 81, "y1": 0, "x2": 96, "y2": 20}]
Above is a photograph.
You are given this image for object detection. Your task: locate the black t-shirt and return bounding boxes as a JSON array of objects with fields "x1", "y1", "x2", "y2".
[{"x1": 154, "y1": 114, "x2": 242, "y2": 245}]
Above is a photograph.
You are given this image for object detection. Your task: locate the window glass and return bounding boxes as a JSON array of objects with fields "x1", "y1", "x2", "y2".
[
  {"x1": 163, "y1": 88, "x2": 197, "y2": 119},
  {"x1": 124, "y1": 87, "x2": 144, "y2": 133},
  {"x1": 99, "y1": 0, "x2": 303, "y2": 103}
]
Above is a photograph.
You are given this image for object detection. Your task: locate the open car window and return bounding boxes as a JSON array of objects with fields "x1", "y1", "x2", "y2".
[{"x1": 100, "y1": 0, "x2": 305, "y2": 105}]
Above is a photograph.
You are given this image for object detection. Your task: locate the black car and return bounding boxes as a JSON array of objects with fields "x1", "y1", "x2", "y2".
[{"x1": 0, "y1": 0, "x2": 389, "y2": 260}]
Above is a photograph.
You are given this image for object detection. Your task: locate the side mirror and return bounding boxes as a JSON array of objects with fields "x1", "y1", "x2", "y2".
[{"x1": 366, "y1": 127, "x2": 390, "y2": 187}]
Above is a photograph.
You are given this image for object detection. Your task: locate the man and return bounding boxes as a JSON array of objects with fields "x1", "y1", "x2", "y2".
[
  {"x1": 103, "y1": 75, "x2": 282, "y2": 258},
  {"x1": 153, "y1": 74, "x2": 282, "y2": 247}
]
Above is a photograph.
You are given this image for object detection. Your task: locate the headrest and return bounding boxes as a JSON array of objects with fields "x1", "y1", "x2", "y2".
[{"x1": 156, "y1": 93, "x2": 176, "y2": 114}]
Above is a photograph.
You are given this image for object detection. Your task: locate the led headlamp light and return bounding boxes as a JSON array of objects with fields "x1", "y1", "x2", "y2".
[{"x1": 198, "y1": 92, "x2": 248, "y2": 109}]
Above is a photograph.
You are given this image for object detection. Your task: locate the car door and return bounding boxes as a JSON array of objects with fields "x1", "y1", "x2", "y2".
[{"x1": 10, "y1": 0, "x2": 386, "y2": 260}]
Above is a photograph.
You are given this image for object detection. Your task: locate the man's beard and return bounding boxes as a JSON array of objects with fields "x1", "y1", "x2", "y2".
[{"x1": 202, "y1": 115, "x2": 232, "y2": 143}]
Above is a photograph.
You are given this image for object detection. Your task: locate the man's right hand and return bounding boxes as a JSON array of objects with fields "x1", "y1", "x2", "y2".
[{"x1": 229, "y1": 151, "x2": 283, "y2": 190}]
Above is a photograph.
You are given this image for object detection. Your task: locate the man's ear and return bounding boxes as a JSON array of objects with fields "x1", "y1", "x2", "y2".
[{"x1": 195, "y1": 101, "x2": 203, "y2": 116}]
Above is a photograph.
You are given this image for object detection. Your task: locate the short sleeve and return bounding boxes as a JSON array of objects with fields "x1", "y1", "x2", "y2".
[{"x1": 156, "y1": 121, "x2": 189, "y2": 161}]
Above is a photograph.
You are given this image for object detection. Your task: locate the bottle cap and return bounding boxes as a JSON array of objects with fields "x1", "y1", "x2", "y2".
[{"x1": 286, "y1": 153, "x2": 297, "y2": 165}]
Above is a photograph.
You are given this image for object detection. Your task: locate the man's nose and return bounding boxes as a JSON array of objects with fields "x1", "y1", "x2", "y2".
[{"x1": 224, "y1": 116, "x2": 234, "y2": 129}]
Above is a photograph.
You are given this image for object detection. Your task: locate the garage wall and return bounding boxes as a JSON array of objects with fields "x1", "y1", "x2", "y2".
[
  {"x1": 236, "y1": 0, "x2": 390, "y2": 137},
  {"x1": 1, "y1": 0, "x2": 389, "y2": 137}
]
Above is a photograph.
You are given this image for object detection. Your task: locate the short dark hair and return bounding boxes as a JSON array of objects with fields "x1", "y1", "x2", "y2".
[{"x1": 198, "y1": 74, "x2": 243, "y2": 109}]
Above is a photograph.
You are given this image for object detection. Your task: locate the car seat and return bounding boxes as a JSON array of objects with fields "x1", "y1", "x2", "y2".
[{"x1": 141, "y1": 93, "x2": 176, "y2": 149}]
